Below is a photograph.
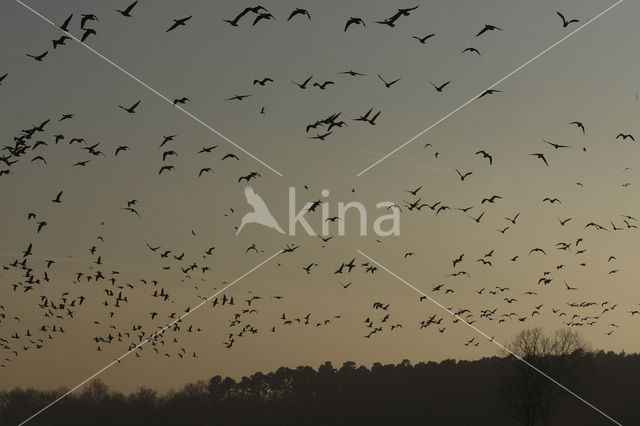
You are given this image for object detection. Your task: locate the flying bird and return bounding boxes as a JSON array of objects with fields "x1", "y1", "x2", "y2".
[
  {"x1": 26, "y1": 51, "x2": 48, "y2": 62},
  {"x1": 118, "y1": 100, "x2": 140, "y2": 113},
  {"x1": 378, "y1": 74, "x2": 401, "y2": 88},
  {"x1": 288, "y1": 8, "x2": 311, "y2": 21},
  {"x1": 344, "y1": 17, "x2": 365, "y2": 31},
  {"x1": 292, "y1": 76, "x2": 313, "y2": 89},
  {"x1": 253, "y1": 13, "x2": 275, "y2": 25},
  {"x1": 413, "y1": 34, "x2": 435, "y2": 44},
  {"x1": 475, "y1": 24, "x2": 502, "y2": 37},
  {"x1": 556, "y1": 11, "x2": 579, "y2": 28},
  {"x1": 461, "y1": 47, "x2": 481, "y2": 56},
  {"x1": 431, "y1": 81, "x2": 451, "y2": 92},
  {"x1": 569, "y1": 121, "x2": 585, "y2": 133},
  {"x1": 475, "y1": 150, "x2": 493, "y2": 165},
  {"x1": 166, "y1": 16, "x2": 192, "y2": 32},
  {"x1": 59, "y1": 14, "x2": 73, "y2": 31},
  {"x1": 530, "y1": 153, "x2": 549, "y2": 167},
  {"x1": 116, "y1": 1, "x2": 138, "y2": 17}
]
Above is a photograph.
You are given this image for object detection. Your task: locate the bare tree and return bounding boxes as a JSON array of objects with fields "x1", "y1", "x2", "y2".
[{"x1": 500, "y1": 328, "x2": 591, "y2": 426}]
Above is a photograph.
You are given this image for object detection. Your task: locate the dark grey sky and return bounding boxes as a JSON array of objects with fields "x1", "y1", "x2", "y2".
[{"x1": 1, "y1": 0, "x2": 639, "y2": 394}]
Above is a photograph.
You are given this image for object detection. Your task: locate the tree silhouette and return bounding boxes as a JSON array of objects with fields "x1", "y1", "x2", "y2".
[
  {"x1": 500, "y1": 328, "x2": 591, "y2": 426},
  {"x1": 2, "y1": 346, "x2": 637, "y2": 425}
]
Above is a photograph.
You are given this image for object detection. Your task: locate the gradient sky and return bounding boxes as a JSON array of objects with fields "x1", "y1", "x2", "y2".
[{"x1": 1, "y1": 0, "x2": 639, "y2": 395}]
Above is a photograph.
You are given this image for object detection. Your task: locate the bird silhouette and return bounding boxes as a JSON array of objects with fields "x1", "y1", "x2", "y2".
[
  {"x1": 166, "y1": 16, "x2": 192, "y2": 32},
  {"x1": 475, "y1": 24, "x2": 502, "y2": 37},
  {"x1": 26, "y1": 51, "x2": 48, "y2": 62},
  {"x1": 344, "y1": 17, "x2": 365, "y2": 31},
  {"x1": 557, "y1": 11, "x2": 579, "y2": 28},
  {"x1": 378, "y1": 74, "x2": 401, "y2": 88},
  {"x1": 413, "y1": 34, "x2": 435, "y2": 44},
  {"x1": 118, "y1": 100, "x2": 140, "y2": 113},
  {"x1": 292, "y1": 76, "x2": 313, "y2": 89},
  {"x1": 431, "y1": 81, "x2": 451, "y2": 92},
  {"x1": 288, "y1": 8, "x2": 311, "y2": 21},
  {"x1": 461, "y1": 47, "x2": 481, "y2": 56},
  {"x1": 236, "y1": 187, "x2": 283, "y2": 235},
  {"x1": 116, "y1": 1, "x2": 138, "y2": 17}
]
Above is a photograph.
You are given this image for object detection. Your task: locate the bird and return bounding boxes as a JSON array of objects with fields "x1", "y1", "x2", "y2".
[
  {"x1": 59, "y1": 14, "x2": 73, "y2": 31},
  {"x1": 118, "y1": 100, "x2": 140, "y2": 113},
  {"x1": 559, "y1": 217, "x2": 572, "y2": 226},
  {"x1": 80, "y1": 14, "x2": 98, "y2": 29},
  {"x1": 431, "y1": 81, "x2": 451, "y2": 92},
  {"x1": 557, "y1": 11, "x2": 579, "y2": 28},
  {"x1": 115, "y1": 146, "x2": 129, "y2": 156},
  {"x1": 413, "y1": 34, "x2": 435, "y2": 44},
  {"x1": 159, "y1": 165, "x2": 174, "y2": 175},
  {"x1": 378, "y1": 75, "x2": 401, "y2": 88},
  {"x1": 405, "y1": 185, "x2": 422, "y2": 196},
  {"x1": 505, "y1": 213, "x2": 520, "y2": 224},
  {"x1": 166, "y1": 16, "x2": 192, "y2": 32},
  {"x1": 543, "y1": 140, "x2": 570, "y2": 149},
  {"x1": 455, "y1": 169, "x2": 472, "y2": 181},
  {"x1": 288, "y1": 8, "x2": 311, "y2": 21},
  {"x1": 475, "y1": 24, "x2": 502, "y2": 37},
  {"x1": 253, "y1": 13, "x2": 276, "y2": 25},
  {"x1": 52, "y1": 191, "x2": 63, "y2": 203},
  {"x1": 172, "y1": 97, "x2": 189, "y2": 106},
  {"x1": 367, "y1": 111, "x2": 381, "y2": 125},
  {"x1": 310, "y1": 131, "x2": 332, "y2": 141},
  {"x1": 221, "y1": 153, "x2": 240, "y2": 161},
  {"x1": 159, "y1": 135, "x2": 176, "y2": 147},
  {"x1": 225, "y1": 94, "x2": 251, "y2": 101},
  {"x1": 26, "y1": 51, "x2": 48, "y2": 62},
  {"x1": 196, "y1": 146, "x2": 218, "y2": 155},
  {"x1": 461, "y1": 47, "x2": 481, "y2": 56},
  {"x1": 481, "y1": 195, "x2": 501, "y2": 204},
  {"x1": 81, "y1": 28, "x2": 97, "y2": 42},
  {"x1": 475, "y1": 150, "x2": 493, "y2": 165},
  {"x1": 198, "y1": 168, "x2": 213, "y2": 177},
  {"x1": 236, "y1": 187, "x2": 283, "y2": 235},
  {"x1": 542, "y1": 197, "x2": 561, "y2": 204},
  {"x1": 116, "y1": 1, "x2": 138, "y2": 17},
  {"x1": 52, "y1": 36, "x2": 71, "y2": 49},
  {"x1": 616, "y1": 133, "x2": 635, "y2": 141},
  {"x1": 253, "y1": 77, "x2": 274, "y2": 86},
  {"x1": 313, "y1": 81, "x2": 335, "y2": 90},
  {"x1": 478, "y1": 89, "x2": 501, "y2": 99},
  {"x1": 238, "y1": 172, "x2": 261, "y2": 183},
  {"x1": 223, "y1": 6, "x2": 267, "y2": 26},
  {"x1": 292, "y1": 76, "x2": 313, "y2": 89},
  {"x1": 339, "y1": 70, "x2": 366, "y2": 77},
  {"x1": 469, "y1": 212, "x2": 485, "y2": 223},
  {"x1": 345, "y1": 17, "x2": 365, "y2": 31},
  {"x1": 570, "y1": 121, "x2": 585, "y2": 133},
  {"x1": 530, "y1": 153, "x2": 549, "y2": 167}
]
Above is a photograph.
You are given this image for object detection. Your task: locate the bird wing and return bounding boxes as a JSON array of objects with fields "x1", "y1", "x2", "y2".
[{"x1": 244, "y1": 186, "x2": 270, "y2": 213}]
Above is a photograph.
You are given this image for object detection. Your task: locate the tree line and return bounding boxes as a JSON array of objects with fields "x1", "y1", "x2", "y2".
[{"x1": 1, "y1": 329, "x2": 639, "y2": 425}]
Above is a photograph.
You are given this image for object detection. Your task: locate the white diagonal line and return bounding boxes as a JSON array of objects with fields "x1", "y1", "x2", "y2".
[
  {"x1": 18, "y1": 250, "x2": 283, "y2": 426},
  {"x1": 14, "y1": 0, "x2": 284, "y2": 177},
  {"x1": 356, "y1": 249, "x2": 622, "y2": 426},
  {"x1": 356, "y1": 0, "x2": 624, "y2": 176}
]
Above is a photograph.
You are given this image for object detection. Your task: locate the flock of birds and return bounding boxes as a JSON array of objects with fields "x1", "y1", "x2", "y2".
[{"x1": 0, "y1": 2, "x2": 637, "y2": 398}]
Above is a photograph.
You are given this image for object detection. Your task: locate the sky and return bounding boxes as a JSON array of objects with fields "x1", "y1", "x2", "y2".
[{"x1": 1, "y1": 0, "x2": 639, "y2": 397}]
